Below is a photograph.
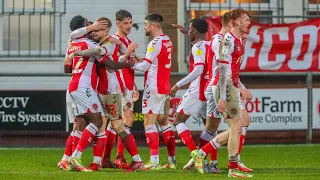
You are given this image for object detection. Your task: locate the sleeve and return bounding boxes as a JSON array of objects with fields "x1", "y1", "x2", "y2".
[
  {"x1": 64, "y1": 49, "x2": 72, "y2": 66},
  {"x1": 176, "y1": 65, "x2": 204, "y2": 87},
  {"x1": 212, "y1": 35, "x2": 223, "y2": 61},
  {"x1": 98, "y1": 43, "x2": 116, "y2": 63},
  {"x1": 118, "y1": 55, "x2": 128, "y2": 62},
  {"x1": 64, "y1": 49, "x2": 69, "y2": 58},
  {"x1": 132, "y1": 60, "x2": 151, "y2": 72},
  {"x1": 119, "y1": 43, "x2": 128, "y2": 55},
  {"x1": 143, "y1": 38, "x2": 161, "y2": 63},
  {"x1": 175, "y1": 43, "x2": 205, "y2": 87},
  {"x1": 218, "y1": 36, "x2": 234, "y2": 100},
  {"x1": 192, "y1": 42, "x2": 206, "y2": 66},
  {"x1": 218, "y1": 36, "x2": 233, "y2": 63},
  {"x1": 70, "y1": 27, "x2": 87, "y2": 40},
  {"x1": 89, "y1": 41, "x2": 109, "y2": 60}
]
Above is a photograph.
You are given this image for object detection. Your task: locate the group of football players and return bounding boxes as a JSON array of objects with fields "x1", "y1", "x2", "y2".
[{"x1": 57, "y1": 8, "x2": 254, "y2": 178}]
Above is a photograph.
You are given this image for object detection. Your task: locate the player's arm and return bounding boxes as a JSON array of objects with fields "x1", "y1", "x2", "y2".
[
  {"x1": 217, "y1": 38, "x2": 232, "y2": 112},
  {"x1": 70, "y1": 21, "x2": 107, "y2": 40},
  {"x1": 132, "y1": 83, "x2": 140, "y2": 102},
  {"x1": 132, "y1": 39, "x2": 160, "y2": 72},
  {"x1": 68, "y1": 41, "x2": 115, "y2": 60},
  {"x1": 172, "y1": 24, "x2": 188, "y2": 34},
  {"x1": 238, "y1": 79, "x2": 246, "y2": 89},
  {"x1": 238, "y1": 79, "x2": 252, "y2": 101},
  {"x1": 169, "y1": 65, "x2": 203, "y2": 97},
  {"x1": 134, "y1": 54, "x2": 143, "y2": 62},
  {"x1": 118, "y1": 43, "x2": 127, "y2": 55},
  {"x1": 170, "y1": 44, "x2": 205, "y2": 97},
  {"x1": 63, "y1": 50, "x2": 72, "y2": 73},
  {"x1": 99, "y1": 55, "x2": 134, "y2": 70},
  {"x1": 118, "y1": 43, "x2": 139, "y2": 62},
  {"x1": 64, "y1": 56, "x2": 72, "y2": 73},
  {"x1": 176, "y1": 66, "x2": 203, "y2": 87},
  {"x1": 72, "y1": 47, "x2": 107, "y2": 57},
  {"x1": 131, "y1": 60, "x2": 151, "y2": 72}
]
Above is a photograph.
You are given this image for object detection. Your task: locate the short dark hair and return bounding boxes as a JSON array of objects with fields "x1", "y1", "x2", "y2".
[
  {"x1": 190, "y1": 18, "x2": 208, "y2": 34},
  {"x1": 96, "y1": 17, "x2": 112, "y2": 28},
  {"x1": 69, "y1": 15, "x2": 86, "y2": 31},
  {"x1": 116, "y1": 9, "x2": 132, "y2": 21},
  {"x1": 145, "y1": 13, "x2": 163, "y2": 23}
]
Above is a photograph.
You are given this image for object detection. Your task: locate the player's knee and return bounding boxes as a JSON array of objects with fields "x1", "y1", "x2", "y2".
[
  {"x1": 205, "y1": 118, "x2": 220, "y2": 132},
  {"x1": 124, "y1": 118, "x2": 134, "y2": 126},
  {"x1": 157, "y1": 117, "x2": 168, "y2": 127},
  {"x1": 173, "y1": 120, "x2": 181, "y2": 127},
  {"x1": 94, "y1": 119, "x2": 103, "y2": 129},
  {"x1": 173, "y1": 115, "x2": 185, "y2": 126},
  {"x1": 111, "y1": 121, "x2": 125, "y2": 134}
]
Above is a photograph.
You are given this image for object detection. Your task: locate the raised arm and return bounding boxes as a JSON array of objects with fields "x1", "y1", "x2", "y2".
[{"x1": 70, "y1": 21, "x2": 108, "y2": 40}]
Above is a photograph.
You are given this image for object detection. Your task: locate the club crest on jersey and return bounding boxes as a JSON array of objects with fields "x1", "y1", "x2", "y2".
[
  {"x1": 195, "y1": 49, "x2": 202, "y2": 56},
  {"x1": 222, "y1": 46, "x2": 229, "y2": 54},
  {"x1": 231, "y1": 107, "x2": 237, "y2": 115},
  {"x1": 92, "y1": 103, "x2": 98, "y2": 111}
]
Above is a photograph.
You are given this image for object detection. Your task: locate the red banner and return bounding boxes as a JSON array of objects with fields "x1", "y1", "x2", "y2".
[{"x1": 205, "y1": 17, "x2": 320, "y2": 72}]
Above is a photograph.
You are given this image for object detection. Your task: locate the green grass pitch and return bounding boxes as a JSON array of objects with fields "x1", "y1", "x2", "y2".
[{"x1": 0, "y1": 145, "x2": 320, "y2": 180}]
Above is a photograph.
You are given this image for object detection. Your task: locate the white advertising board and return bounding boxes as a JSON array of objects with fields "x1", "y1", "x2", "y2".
[
  {"x1": 169, "y1": 89, "x2": 308, "y2": 131},
  {"x1": 313, "y1": 88, "x2": 320, "y2": 129}
]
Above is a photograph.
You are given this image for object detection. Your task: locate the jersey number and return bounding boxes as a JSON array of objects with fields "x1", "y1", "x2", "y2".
[
  {"x1": 72, "y1": 57, "x2": 83, "y2": 74},
  {"x1": 165, "y1": 47, "x2": 172, "y2": 69}
]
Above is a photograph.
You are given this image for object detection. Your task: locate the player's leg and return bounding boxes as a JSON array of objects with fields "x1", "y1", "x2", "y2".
[
  {"x1": 58, "y1": 93, "x2": 76, "y2": 171},
  {"x1": 157, "y1": 114, "x2": 176, "y2": 169},
  {"x1": 142, "y1": 93, "x2": 170, "y2": 170},
  {"x1": 69, "y1": 112, "x2": 102, "y2": 171},
  {"x1": 237, "y1": 108, "x2": 253, "y2": 172},
  {"x1": 58, "y1": 122, "x2": 76, "y2": 171},
  {"x1": 143, "y1": 113, "x2": 161, "y2": 170},
  {"x1": 98, "y1": 94, "x2": 117, "y2": 168},
  {"x1": 201, "y1": 117, "x2": 221, "y2": 173},
  {"x1": 102, "y1": 122, "x2": 117, "y2": 168},
  {"x1": 115, "y1": 89, "x2": 134, "y2": 164},
  {"x1": 202, "y1": 87, "x2": 221, "y2": 172},
  {"x1": 192, "y1": 85, "x2": 252, "y2": 177},
  {"x1": 173, "y1": 95, "x2": 202, "y2": 153},
  {"x1": 191, "y1": 126, "x2": 229, "y2": 174},
  {"x1": 73, "y1": 116, "x2": 86, "y2": 153},
  {"x1": 69, "y1": 88, "x2": 103, "y2": 171},
  {"x1": 224, "y1": 86, "x2": 252, "y2": 178},
  {"x1": 108, "y1": 94, "x2": 143, "y2": 170},
  {"x1": 141, "y1": 91, "x2": 160, "y2": 169},
  {"x1": 88, "y1": 111, "x2": 108, "y2": 171}
]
